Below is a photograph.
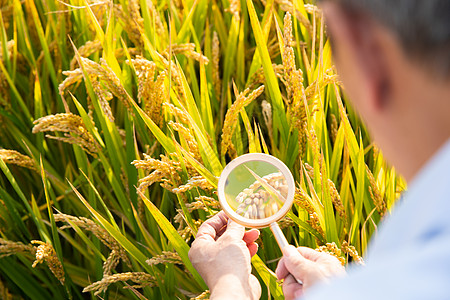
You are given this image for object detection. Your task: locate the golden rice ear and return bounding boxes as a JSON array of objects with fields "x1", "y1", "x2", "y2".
[
  {"x1": 227, "y1": 0, "x2": 241, "y2": 21},
  {"x1": 132, "y1": 154, "x2": 183, "y2": 193},
  {"x1": 31, "y1": 241, "x2": 65, "y2": 285},
  {"x1": 160, "y1": 57, "x2": 188, "y2": 104},
  {"x1": 78, "y1": 57, "x2": 133, "y2": 113},
  {"x1": 69, "y1": 40, "x2": 102, "y2": 70},
  {"x1": 366, "y1": 165, "x2": 386, "y2": 217},
  {"x1": 164, "y1": 43, "x2": 209, "y2": 64},
  {"x1": 221, "y1": 85, "x2": 265, "y2": 158},
  {"x1": 83, "y1": 272, "x2": 157, "y2": 296},
  {"x1": 168, "y1": 121, "x2": 201, "y2": 163},
  {"x1": 184, "y1": 196, "x2": 221, "y2": 213},
  {"x1": 114, "y1": 0, "x2": 145, "y2": 49},
  {"x1": 282, "y1": 12, "x2": 308, "y2": 159},
  {"x1": 0, "y1": 150, "x2": 36, "y2": 171},
  {"x1": 32, "y1": 113, "x2": 101, "y2": 156},
  {"x1": 146, "y1": 251, "x2": 183, "y2": 266},
  {"x1": 190, "y1": 290, "x2": 211, "y2": 300},
  {"x1": 212, "y1": 31, "x2": 222, "y2": 100},
  {"x1": 247, "y1": 64, "x2": 285, "y2": 91},
  {"x1": 316, "y1": 242, "x2": 346, "y2": 265},
  {"x1": 329, "y1": 113, "x2": 339, "y2": 143},
  {"x1": 341, "y1": 241, "x2": 364, "y2": 265},
  {"x1": 54, "y1": 213, "x2": 131, "y2": 275},
  {"x1": 92, "y1": 80, "x2": 114, "y2": 122},
  {"x1": 127, "y1": 57, "x2": 166, "y2": 127},
  {"x1": 163, "y1": 102, "x2": 191, "y2": 125},
  {"x1": 177, "y1": 219, "x2": 204, "y2": 242},
  {"x1": 172, "y1": 176, "x2": 214, "y2": 194},
  {"x1": 59, "y1": 69, "x2": 84, "y2": 103},
  {"x1": 309, "y1": 211, "x2": 325, "y2": 241},
  {"x1": 0, "y1": 238, "x2": 35, "y2": 258}
]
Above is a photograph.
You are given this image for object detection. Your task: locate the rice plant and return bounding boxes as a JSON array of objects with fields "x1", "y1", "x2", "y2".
[{"x1": 0, "y1": 0, "x2": 405, "y2": 299}]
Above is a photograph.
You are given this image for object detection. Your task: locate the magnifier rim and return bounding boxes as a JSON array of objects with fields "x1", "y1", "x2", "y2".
[{"x1": 218, "y1": 153, "x2": 295, "y2": 228}]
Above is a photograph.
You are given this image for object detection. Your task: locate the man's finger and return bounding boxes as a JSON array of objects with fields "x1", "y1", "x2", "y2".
[
  {"x1": 275, "y1": 257, "x2": 289, "y2": 280},
  {"x1": 196, "y1": 211, "x2": 229, "y2": 241},
  {"x1": 247, "y1": 242, "x2": 259, "y2": 257},
  {"x1": 282, "y1": 274, "x2": 303, "y2": 300},
  {"x1": 220, "y1": 219, "x2": 245, "y2": 240},
  {"x1": 243, "y1": 229, "x2": 260, "y2": 244},
  {"x1": 296, "y1": 246, "x2": 324, "y2": 261},
  {"x1": 283, "y1": 245, "x2": 312, "y2": 280}
]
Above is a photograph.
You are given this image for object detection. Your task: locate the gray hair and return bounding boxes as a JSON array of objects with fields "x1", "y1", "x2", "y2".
[{"x1": 321, "y1": 0, "x2": 450, "y2": 78}]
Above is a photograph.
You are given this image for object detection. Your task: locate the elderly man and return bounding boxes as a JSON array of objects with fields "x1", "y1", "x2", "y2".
[{"x1": 188, "y1": 0, "x2": 450, "y2": 299}]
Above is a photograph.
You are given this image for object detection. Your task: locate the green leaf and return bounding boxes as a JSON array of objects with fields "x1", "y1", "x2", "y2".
[
  {"x1": 137, "y1": 190, "x2": 207, "y2": 290},
  {"x1": 251, "y1": 255, "x2": 284, "y2": 299},
  {"x1": 246, "y1": 0, "x2": 288, "y2": 146}
]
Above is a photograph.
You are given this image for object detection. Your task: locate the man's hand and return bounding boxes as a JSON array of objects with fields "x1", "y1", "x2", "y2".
[
  {"x1": 188, "y1": 211, "x2": 261, "y2": 300},
  {"x1": 276, "y1": 245, "x2": 346, "y2": 299}
]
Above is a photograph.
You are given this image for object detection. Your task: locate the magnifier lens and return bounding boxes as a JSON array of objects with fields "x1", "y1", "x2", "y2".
[{"x1": 224, "y1": 160, "x2": 288, "y2": 220}]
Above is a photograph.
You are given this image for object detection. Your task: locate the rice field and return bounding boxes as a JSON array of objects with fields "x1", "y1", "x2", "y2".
[{"x1": 0, "y1": 0, "x2": 405, "y2": 299}]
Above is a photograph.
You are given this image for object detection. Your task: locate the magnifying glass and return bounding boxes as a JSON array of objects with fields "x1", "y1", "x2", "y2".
[{"x1": 218, "y1": 153, "x2": 295, "y2": 254}]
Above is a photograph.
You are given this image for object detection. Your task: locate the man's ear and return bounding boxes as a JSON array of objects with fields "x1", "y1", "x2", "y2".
[{"x1": 321, "y1": 2, "x2": 390, "y2": 112}]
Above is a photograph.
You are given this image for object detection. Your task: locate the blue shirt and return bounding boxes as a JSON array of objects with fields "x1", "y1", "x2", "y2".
[{"x1": 305, "y1": 140, "x2": 450, "y2": 300}]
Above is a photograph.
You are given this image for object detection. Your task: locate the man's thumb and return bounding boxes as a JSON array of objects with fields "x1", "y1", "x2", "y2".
[{"x1": 283, "y1": 245, "x2": 311, "y2": 279}]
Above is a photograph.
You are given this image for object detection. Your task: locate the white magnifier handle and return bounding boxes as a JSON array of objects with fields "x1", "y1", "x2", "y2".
[
  {"x1": 270, "y1": 222, "x2": 289, "y2": 249},
  {"x1": 270, "y1": 222, "x2": 303, "y2": 285}
]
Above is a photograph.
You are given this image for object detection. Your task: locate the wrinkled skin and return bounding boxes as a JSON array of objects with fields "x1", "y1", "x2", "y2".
[
  {"x1": 188, "y1": 212, "x2": 261, "y2": 300},
  {"x1": 275, "y1": 245, "x2": 346, "y2": 299}
]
